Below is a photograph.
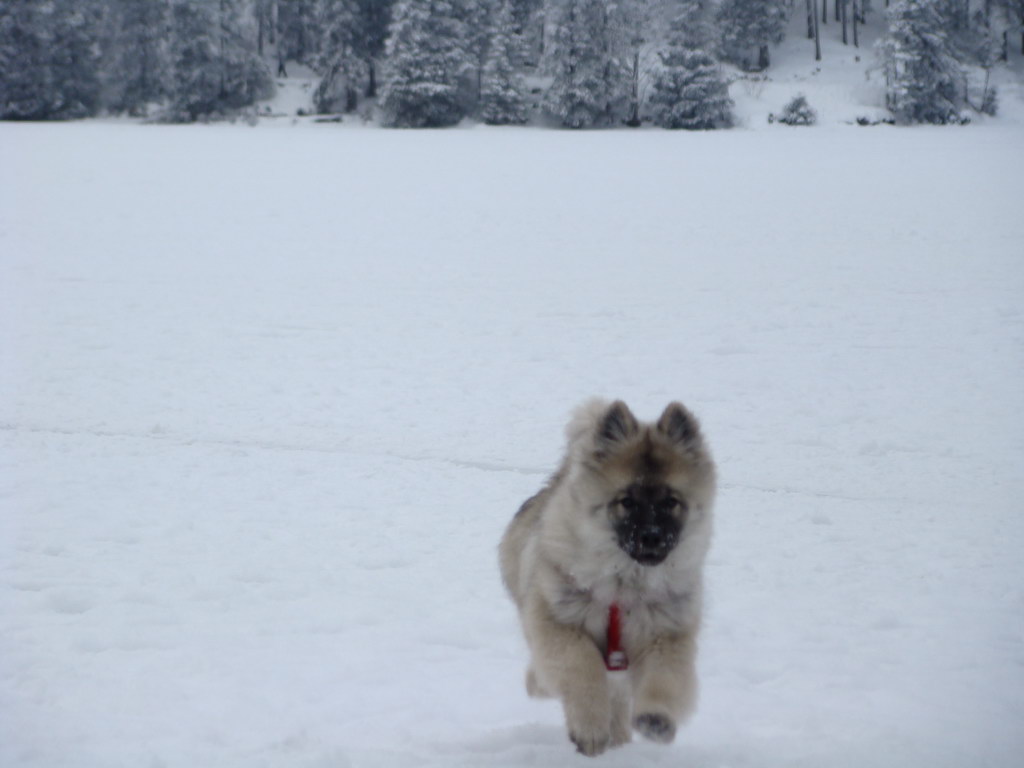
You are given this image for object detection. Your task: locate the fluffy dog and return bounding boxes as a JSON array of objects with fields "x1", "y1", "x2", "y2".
[{"x1": 499, "y1": 399, "x2": 716, "y2": 756}]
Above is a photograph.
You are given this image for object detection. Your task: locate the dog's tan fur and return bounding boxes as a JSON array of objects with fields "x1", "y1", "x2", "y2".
[{"x1": 500, "y1": 399, "x2": 716, "y2": 756}]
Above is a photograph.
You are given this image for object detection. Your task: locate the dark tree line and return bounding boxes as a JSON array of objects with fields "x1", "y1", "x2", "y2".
[{"x1": 1, "y1": 0, "x2": 1021, "y2": 125}]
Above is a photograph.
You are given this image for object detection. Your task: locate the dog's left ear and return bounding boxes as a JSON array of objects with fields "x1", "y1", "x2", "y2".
[{"x1": 656, "y1": 402, "x2": 701, "y2": 447}]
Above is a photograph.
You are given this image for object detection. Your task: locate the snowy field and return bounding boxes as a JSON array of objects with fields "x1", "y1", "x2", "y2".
[{"x1": 2, "y1": 121, "x2": 1023, "y2": 768}]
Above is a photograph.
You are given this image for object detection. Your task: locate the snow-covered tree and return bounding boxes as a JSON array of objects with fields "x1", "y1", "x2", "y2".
[
  {"x1": 105, "y1": 0, "x2": 171, "y2": 116},
  {"x1": 878, "y1": 0, "x2": 964, "y2": 124},
  {"x1": 45, "y1": 0, "x2": 104, "y2": 119},
  {"x1": 379, "y1": 0, "x2": 473, "y2": 127},
  {"x1": 314, "y1": 0, "x2": 367, "y2": 113},
  {"x1": 2, "y1": 2, "x2": 100, "y2": 120},
  {"x1": 648, "y1": 11, "x2": 733, "y2": 129},
  {"x1": 167, "y1": 0, "x2": 273, "y2": 122},
  {"x1": 0, "y1": 0, "x2": 106, "y2": 120},
  {"x1": 669, "y1": 0, "x2": 714, "y2": 49},
  {"x1": 462, "y1": 0, "x2": 500, "y2": 106},
  {"x1": 508, "y1": 0, "x2": 544, "y2": 64},
  {"x1": 0, "y1": 1, "x2": 50, "y2": 119},
  {"x1": 543, "y1": 0, "x2": 629, "y2": 128},
  {"x1": 353, "y1": 0, "x2": 396, "y2": 97},
  {"x1": 717, "y1": 0, "x2": 791, "y2": 70},
  {"x1": 480, "y1": 0, "x2": 529, "y2": 123},
  {"x1": 277, "y1": 0, "x2": 320, "y2": 65},
  {"x1": 313, "y1": 0, "x2": 395, "y2": 104}
]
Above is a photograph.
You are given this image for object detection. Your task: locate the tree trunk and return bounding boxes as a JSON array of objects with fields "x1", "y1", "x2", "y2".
[
  {"x1": 627, "y1": 50, "x2": 641, "y2": 126},
  {"x1": 758, "y1": 44, "x2": 770, "y2": 70},
  {"x1": 813, "y1": 0, "x2": 821, "y2": 61},
  {"x1": 841, "y1": 0, "x2": 848, "y2": 44},
  {"x1": 219, "y1": 0, "x2": 227, "y2": 99},
  {"x1": 806, "y1": 0, "x2": 814, "y2": 38},
  {"x1": 835, "y1": 0, "x2": 841, "y2": 21},
  {"x1": 852, "y1": 0, "x2": 859, "y2": 47},
  {"x1": 366, "y1": 61, "x2": 377, "y2": 98},
  {"x1": 822, "y1": 0, "x2": 828, "y2": 25}
]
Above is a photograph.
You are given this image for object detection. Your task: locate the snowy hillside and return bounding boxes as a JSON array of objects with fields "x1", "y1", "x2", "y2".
[{"x1": 2, "y1": 121, "x2": 1023, "y2": 768}]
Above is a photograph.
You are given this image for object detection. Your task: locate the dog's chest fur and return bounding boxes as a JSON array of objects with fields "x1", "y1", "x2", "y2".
[{"x1": 547, "y1": 559, "x2": 699, "y2": 654}]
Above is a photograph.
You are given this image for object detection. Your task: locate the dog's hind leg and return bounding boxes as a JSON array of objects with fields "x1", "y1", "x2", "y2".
[{"x1": 525, "y1": 664, "x2": 553, "y2": 698}]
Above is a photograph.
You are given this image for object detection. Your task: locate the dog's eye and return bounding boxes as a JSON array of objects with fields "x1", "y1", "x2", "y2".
[
  {"x1": 618, "y1": 497, "x2": 637, "y2": 511},
  {"x1": 660, "y1": 497, "x2": 682, "y2": 513}
]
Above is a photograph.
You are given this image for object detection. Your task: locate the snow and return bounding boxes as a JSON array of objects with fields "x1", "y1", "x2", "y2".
[{"x1": 2, "y1": 119, "x2": 1023, "y2": 768}]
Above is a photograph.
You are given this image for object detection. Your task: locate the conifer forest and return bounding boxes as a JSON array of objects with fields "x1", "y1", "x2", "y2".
[{"x1": 1, "y1": 0, "x2": 1022, "y2": 127}]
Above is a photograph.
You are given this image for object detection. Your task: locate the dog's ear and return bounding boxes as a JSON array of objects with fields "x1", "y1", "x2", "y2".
[
  {"x1": 566, "y1": 398, "x2": 639, "y2": 461},
  {"x1": 597, "y1": 400, "x2": 639, "y2": 446},
  {"x1": 656, "y1": 402, "x2": 701, "y2": 448}
]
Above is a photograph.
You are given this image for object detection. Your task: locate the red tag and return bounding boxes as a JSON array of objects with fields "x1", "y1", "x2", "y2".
[{"x1": 605, "y1": 603, "x2": 628, "y2": 671}]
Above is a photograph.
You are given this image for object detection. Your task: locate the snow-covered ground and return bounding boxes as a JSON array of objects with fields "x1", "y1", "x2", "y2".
[{"x1": 2, "y1": 120, "x2": 1023, "y2": 768}]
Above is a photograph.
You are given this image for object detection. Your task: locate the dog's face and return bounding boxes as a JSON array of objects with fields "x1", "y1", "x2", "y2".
[
  {"x1": 609, "y1": 480, "x2": 687, "y2": 566},
  {"x1": 567, "y1": 399, "x2": 715, "y2": 568}
]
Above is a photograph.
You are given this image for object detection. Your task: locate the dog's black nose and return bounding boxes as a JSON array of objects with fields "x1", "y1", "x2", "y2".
[{"x1": 638, "y1": 526, "x2": 664, "y2": 551}]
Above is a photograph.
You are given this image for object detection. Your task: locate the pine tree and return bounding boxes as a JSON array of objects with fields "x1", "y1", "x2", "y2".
[
  {"x1": 649, "y1": 11, "x2": 733, "y2": 130},
  {"x1": 315, "y1": 0, "x2": 366, "y2": 113},
  {"x1": 462, "y1": 0, "x2": 499, "y2": 107},
  {"x1": 277, "y1": 0, "x2": 320, "y2": 65},
  {"x1": 508, "y1": 0, "x2": 544, "y2": 65},
  {"x1": 379, "y1": 0, "x2": 472, "y2": 127},
  {"x1": 1, "y1": 0, "x2": 106, "y2": 120},
  {"x1": 879, "y1": 0, "x2": 963, "y2": 124},
  {"x1": 106, "y1": 0, "x2": 171, "y2": 116},
  {"x1": 167, "y1": 0, "x2": 272, "y2": 122},
  {"x1": 0, "y1": 1, "x2": 49, "y2": 119},
  {"x1": 354, "y1": 0, "x2": 397, "y2": 97},
  {"x1": 46, "y1": 0, "x2": 104, "y2": 118},
  {"x1": 717, "y1": 0, "x2": 790, "y2": 70},
  {"x1": 480, "y1": 0, "x2": 528, "y2": 124},
  {"x1": 544, "y1": 0, "x2": 629, "y2": 129}
]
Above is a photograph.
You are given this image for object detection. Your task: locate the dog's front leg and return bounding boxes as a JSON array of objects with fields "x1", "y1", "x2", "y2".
[
  {"x1": 631, "y1": 631, "x2": 699, "y2": 743},
  {"x1": 524, "y1": 594, "x2": 611, "y2": 756}
]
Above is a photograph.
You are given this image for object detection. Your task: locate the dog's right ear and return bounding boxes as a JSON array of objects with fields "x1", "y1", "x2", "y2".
[
  {"x1": 596, "y1": 400, "x2": 639, "y2": 446},
  {"x1": 566, "y1": 398, "x2": 639, "y2": 462}
]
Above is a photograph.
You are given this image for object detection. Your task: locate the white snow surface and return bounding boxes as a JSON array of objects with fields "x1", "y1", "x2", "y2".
[{"x1": 2, "y1": 121, "x2": 1023, "y2": 768}]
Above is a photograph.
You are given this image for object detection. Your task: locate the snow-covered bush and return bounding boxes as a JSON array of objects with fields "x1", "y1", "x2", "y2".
[
  {"x1": 980, "y1": 84, "x2": 998, "y2": 116},
  {"x1": 777, "y1": 94, "x2": 817, "y2": 126}
]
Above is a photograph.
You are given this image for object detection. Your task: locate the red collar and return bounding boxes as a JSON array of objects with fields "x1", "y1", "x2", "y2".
[{"x1": 605, "y1": 602, "x2": 628, "y2": 671}]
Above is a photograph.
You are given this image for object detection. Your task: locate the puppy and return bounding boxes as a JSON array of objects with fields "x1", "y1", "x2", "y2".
[{"x1": 499, "y1": 399, "x2": 716, "y2": 755}]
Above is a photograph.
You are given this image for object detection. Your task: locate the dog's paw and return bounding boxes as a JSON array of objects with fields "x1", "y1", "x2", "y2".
[
  {"x1": 569, "y1": 727, "x2": 611, "y2": 757},
  {"x1": 634, "y1": 712, "x2": 677, "y2": 744}
]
